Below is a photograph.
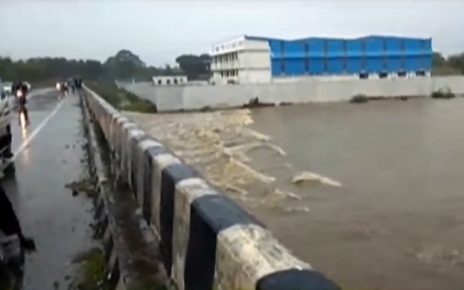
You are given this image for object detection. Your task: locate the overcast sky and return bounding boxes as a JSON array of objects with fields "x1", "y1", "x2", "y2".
[{"x1": 0, "y1": 0, "x2": 462, "y2": 66}]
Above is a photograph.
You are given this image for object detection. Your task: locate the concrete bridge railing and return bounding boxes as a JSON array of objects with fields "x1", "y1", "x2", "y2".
[{"x1": 83, "y1": 86, "x2": 340, "y2": 290}]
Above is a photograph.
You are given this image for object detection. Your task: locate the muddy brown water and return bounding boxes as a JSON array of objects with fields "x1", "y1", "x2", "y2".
[{"x1": 128, "y1": 97, "x2": 464, "y2": 290}]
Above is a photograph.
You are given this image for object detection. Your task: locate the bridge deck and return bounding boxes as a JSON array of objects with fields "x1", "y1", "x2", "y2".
[{"x1": 3, "y1": 90, "x2": 96, "y2": 289}]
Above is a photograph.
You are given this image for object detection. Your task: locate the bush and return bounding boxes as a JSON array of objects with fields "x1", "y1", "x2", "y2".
[
  {"x1": 431, "y1": 88, "x2": 455, "y2": 99},
  {"x1": 121, "y1": 99, "x2": 158, "y2": 113},
  {"x1": 350, "y1": 94, "x2": 369, "y2": 103},
  {"x1": 89, "y1": 82, "x2": 157, "y2": 113}
]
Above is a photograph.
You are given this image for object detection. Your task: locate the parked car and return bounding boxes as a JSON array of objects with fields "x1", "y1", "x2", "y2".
[
  {"x1": 2, "y1": 81, "x2": 12, "y2": 95},
  {"x1": 0, "y1": 79, "x2": 12, "y2": 173}
]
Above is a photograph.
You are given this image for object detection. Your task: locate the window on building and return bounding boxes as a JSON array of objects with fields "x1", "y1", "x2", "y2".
[
  {"x1": 379, "y1": 72, "x2": 388, "y2": 79},
  {"x1": 398, "y1": 70, "x2": 406, "y2": 78},
  {"x1": 416, "y1": 70, "x2": 426, "y2": 76},
  {"x1": 174, "y1": 78, "x2": 178, "y2": 85},
  {"x1": 158, "y1": 80, "x2": 162, "y2": 85},
  {"x1": 167, "y1": 79, "x2": 171, "y2": 85},
  {"x1": 359, "y1": 72, "x2": 369, "y2": 79}
]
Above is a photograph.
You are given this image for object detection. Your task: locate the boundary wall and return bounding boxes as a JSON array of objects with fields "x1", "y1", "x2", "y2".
[{"x1": 124, "y1": 76, "x2": 464, "y2": 112}]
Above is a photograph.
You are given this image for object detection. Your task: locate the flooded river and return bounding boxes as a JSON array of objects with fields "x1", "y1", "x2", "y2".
[{"x1": 127, "y1": 97, "x2": 464, "y2": 290}]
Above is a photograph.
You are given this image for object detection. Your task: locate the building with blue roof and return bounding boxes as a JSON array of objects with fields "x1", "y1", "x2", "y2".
[{"x1": 210, "y1": 35, "x2": 432, "y2": 84}]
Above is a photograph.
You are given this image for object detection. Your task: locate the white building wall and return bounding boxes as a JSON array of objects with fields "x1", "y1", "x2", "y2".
[
  {"x1": 239, "y1": 51, "x2": 271, "y2": 70},
  {"x1": 239, "y1": 70, "x2": 271, "y2": 84},
  {"x1": 242, "y1": 39, "x2": 270, "y2": 50},
  {"x1": 211, "y1": 36, "x2": 271, "y2": 84},
  {"x1": 153, "y1": 75, "x2": 188, "y2": 86}
]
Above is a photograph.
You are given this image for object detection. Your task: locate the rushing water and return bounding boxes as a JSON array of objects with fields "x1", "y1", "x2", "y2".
[
  {"x1": 128, "y1": 97, "x2": 464, "y2": 290},
  {"x1": 250, "y1": 98, "x2": 464, "y2": 290}
]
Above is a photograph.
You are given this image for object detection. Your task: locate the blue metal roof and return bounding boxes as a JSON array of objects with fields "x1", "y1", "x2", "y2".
[{"x1": 244, "y1": 35, "x2": 432, "y2": 42}]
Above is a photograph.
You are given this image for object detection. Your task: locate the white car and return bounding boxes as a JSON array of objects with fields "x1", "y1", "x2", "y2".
[
  {"x1": 2, "y1": 81, "x2": 12, "y2": 95},
  {"x1": 0, "y1": 79, "x2": 12, "y2": 173}
]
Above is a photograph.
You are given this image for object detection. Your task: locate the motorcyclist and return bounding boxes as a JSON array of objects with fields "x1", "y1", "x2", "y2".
[{"x1": 13, "y1": 82, "x2": 29, "y2": 126}]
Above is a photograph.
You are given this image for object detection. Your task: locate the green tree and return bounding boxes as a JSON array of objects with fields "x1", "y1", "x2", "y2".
[
  {"x1": 432, "y1": 52, "x2": 446, "y2": 67},
  {"x1": 447, "y1": 53, "x2": 464, "y2": 73},
  {"x1": 175, "y1": 54, "x2": 211, "y2": 80}
]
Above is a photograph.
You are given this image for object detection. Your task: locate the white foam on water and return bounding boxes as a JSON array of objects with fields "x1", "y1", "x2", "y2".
[{"x1": 292, "y1": 171, "x2": 343, "y2": 188}]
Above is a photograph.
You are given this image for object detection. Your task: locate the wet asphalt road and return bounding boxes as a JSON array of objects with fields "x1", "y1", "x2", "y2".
[{"x1": 2, "y1": 90, "x2": 95, "y2": 290}]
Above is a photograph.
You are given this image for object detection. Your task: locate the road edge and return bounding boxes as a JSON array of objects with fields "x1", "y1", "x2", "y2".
[{"x1": 80, "y1": 92, "x2": 169, "y2": 290}]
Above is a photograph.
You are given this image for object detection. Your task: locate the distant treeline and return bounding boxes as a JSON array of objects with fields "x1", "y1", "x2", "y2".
[
  {"x1": 1, "y1": 49, "x2": 463, "y2": 84},
  {"x1": 0, "y1": 50, "x2": 211, "y2": 85},
  {"x1": 433, "y1": 52, "x2": 464, "y2": 75}
]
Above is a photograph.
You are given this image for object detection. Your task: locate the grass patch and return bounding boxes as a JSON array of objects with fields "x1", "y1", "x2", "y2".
[
  {"x1": 88, "y1": 82, "x2": 157, "y2": 113},
  {"x1": 431, "y1": 88, "x2": 455, "y2": 99},
  {"x1": 70, "y1": 247, "x2": 108, "y2": 290}
]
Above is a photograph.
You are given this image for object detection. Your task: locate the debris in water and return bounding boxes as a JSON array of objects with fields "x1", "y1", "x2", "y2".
[
  {"x1": 292, "y1": 171, "x2": 342, "y2": 187},
  {"x1": 65, "y1": 144, "x2": 70, "y2": 150},
  {"x1": 284, "y1": 206, "x2": 310, "y2": 213},
  {"x1": 274, "y1": 188, "x2": 301, "y2": 200},
  {"x1": 266, "y1": 143, "x2": 287, "y2": 156},
  {"x1": 409, "y1": 245, "x2": 464, "y2": 268}
]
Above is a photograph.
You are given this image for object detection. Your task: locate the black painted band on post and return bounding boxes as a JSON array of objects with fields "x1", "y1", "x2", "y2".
[
  {"x1": 129, "y1": 132, "x2": 150, "y2": 193},
  {"x1": 160, "y1": 163, "x2": 200, "y2": 276},
  {"x1": 257, "y1": 269, "x2": 341, "y2": 290},
  {"x1": 183, "y1": 194, "x2": 263, "y2": 290},
  {"x1": 142, "y1": 145, "x2": 169, "y2": 223}
]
